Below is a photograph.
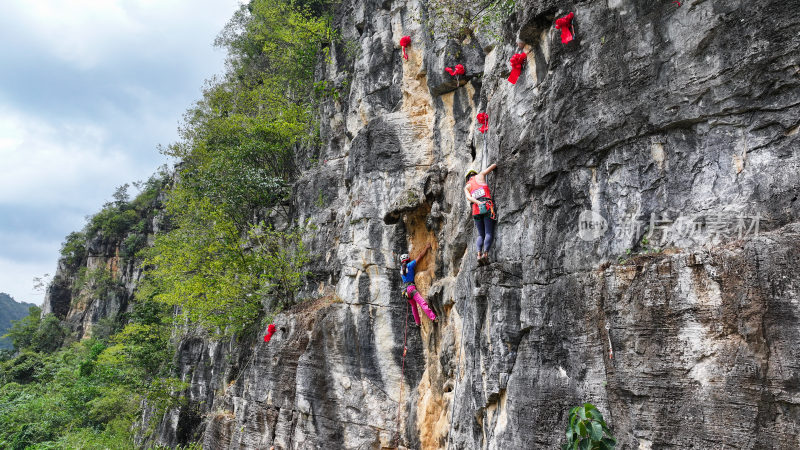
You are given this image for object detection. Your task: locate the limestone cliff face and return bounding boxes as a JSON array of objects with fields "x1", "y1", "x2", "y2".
[
  {"x1": 43, "y1": 230, "x2": 147, "y2": 341},
  {"x1": 146, "y1": 0, "x2": 800, "y2": 448},
  {"x1": 42, "y1": 187, "x2": 166, "y2": 340}
]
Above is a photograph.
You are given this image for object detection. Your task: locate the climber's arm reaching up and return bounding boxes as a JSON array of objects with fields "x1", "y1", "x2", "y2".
[
  {"x1": 480, "y1": 163, "x2": 497, "y2": 177},
  {"x1": 415, "y1": 243, "x2": 432, "y2": 262}
]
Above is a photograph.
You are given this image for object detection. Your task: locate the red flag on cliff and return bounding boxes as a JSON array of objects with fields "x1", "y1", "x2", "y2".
[
  {"x1": 400, "y1": 36, "x2": 411, "y2": 60},
  {"x1": 508, "y1": 53, "x2": 526, "y2": 84},
  {"x1": 445, "y1": 64, "x2": 465, "y2": 77},
  {"x1": 264, "y1": 323, "x2": 276, "y2": 342},
  {"x1": 477, "y1": 113, "x2": 489, "y2": 134},
  {"x1": 555, "y1": 12, "x2": 575, "y2": 44}
]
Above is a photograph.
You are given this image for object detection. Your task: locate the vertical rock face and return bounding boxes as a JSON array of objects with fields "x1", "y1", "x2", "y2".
[
  {"x1": 42, "y1": 238, "x2": 141, "y2": 340},
  {"x1": 150, "y1": 0, "x2": 800, "y2": 448}
]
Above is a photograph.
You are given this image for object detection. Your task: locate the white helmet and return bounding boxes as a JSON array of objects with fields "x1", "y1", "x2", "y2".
[{"x1": 400, "y1": 254, "x2": 410, "y2": 262}]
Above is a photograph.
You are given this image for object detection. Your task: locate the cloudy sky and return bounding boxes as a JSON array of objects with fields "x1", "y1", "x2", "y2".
[{"x1": 0, "y1": 0, "x2": 241, "y2": 305}]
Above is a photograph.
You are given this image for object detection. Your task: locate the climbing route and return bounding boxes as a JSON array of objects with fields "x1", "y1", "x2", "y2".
[
  {"x1": 477, "y1": 112, "x2": 489, "y2": 134},
  {"x1": 477, "y1": 112, "x2": 490, "y2": 166},
  {"x1": 605, "y1": 322, "x2": 614, "y2": 360}
]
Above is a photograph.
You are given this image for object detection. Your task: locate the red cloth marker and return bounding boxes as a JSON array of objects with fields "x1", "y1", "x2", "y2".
[
  {"x1": 400, "y1": 36, "x2": 411, "y2": 60},
  {"x1": 445, "y1": 64, "x2": 465, "y2": 76},
  {"x1": 508, "y1": 53, "x2": 526, "y2": 84},
  {"x1": 477, "y1": 112, "x2": 489, "y2": 134},
  {"x1": 264, "y1": 323, "x2": 276, "y2": 342},
  {"x1": 555, "y1": 12, "x2": 575, "y2": 44}
]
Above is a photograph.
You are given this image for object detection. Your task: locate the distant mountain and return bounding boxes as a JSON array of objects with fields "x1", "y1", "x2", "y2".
[{"x1": 0, "y1": 292, "x2": 36, "y2": 350}]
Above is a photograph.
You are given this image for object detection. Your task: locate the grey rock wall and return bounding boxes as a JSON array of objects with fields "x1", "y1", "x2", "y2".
[{"x1": 152, "y1": 0, "x2": 800, "y2": 448}]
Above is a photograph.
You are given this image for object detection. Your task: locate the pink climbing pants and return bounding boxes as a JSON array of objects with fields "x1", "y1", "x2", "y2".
[{"x1": 406, "y1": 285, "x2": 436, "y2": 325}]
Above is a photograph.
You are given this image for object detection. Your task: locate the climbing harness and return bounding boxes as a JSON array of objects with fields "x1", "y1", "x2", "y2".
[
  {"x1": 605, "y1": 322, "x2": 614, "y2": 360},
  {"x1": 484, "y1": 199, "x2": 497, "y2": 220},
  {"x1": 508, "y1": 53, "x2": 527, "y2": 84},
  {"x1": 475, "y1": 197, "x2": 496, "y2": 220},
  {"x1": 467, "y1": 177, "x2": 494, "y2": 219},
  {"x1": 555, "y1": 12, "x2": 576, "y2": 44},
  {"x1": 404, "y1": 283, "x2": 418, "y2": 300},
  {"x1": 399, "y1": 36, "x2": 411, "y2": 60}
]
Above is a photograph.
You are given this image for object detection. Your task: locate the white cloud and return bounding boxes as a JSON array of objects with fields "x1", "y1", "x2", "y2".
[
  {"x1": 0, "y1": 0, "x2": 242, "y2": 303},
  {"x1": 0, "y1": 255, "x2": 53, "y2": 305},
  {"x1": 2, "y1": 0, "x2": 240, "y2": 70},
  {"x1": 0, "y1": 107, "x2": 133, "y2": 208}
]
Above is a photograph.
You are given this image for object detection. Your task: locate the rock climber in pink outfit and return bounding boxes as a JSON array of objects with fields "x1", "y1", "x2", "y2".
[{"x1": 399, "y1": 243, "x2": 437, "y2": 326}]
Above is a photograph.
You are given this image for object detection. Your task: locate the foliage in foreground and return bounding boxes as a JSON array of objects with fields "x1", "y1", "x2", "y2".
[
  {"x1": 562, "y1": 403, "x2": 616, "y2": 450},
  {"x1": 0, "y1": 300, "x2": 178, "y2": 449}
]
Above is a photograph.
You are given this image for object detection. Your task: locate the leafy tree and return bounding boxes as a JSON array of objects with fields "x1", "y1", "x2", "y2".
[
  {"x1": 140, "y1": 0, "x2": 325, "y2": 337},
  {"x1": 425, "y1": 0, "x2": 516, "y2": 40},
  {"x1": 85, "y1": 206, "x2": 139, "y2": 239},
  {"x1": 3, "y1": 307, "x2": 69, "y2": 355},
  {"x1": 59, "y1": 232, "x2": 87, "y2": 268},
  {"x1": 4, "y1": 306, "x2": 42, "y2": 351},
  {"x1": 165, "y1": 0, "x2": 333, "y2": 225},
  {"x1": 29, "y1": 315, "x2": 68, "y2": 354},
  {"x1": 562, "y1": 403, "x2": 616, "y2": 450},
  {"x1": 112, "y1": 183, "x2": 131, "y2": 206},
  {"x1": 140, "y1": 188, "x2": 309, "y2": 337}
]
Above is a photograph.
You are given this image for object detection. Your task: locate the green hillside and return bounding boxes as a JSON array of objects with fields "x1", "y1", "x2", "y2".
[{"x1": 0, "y1": 293, "x2": 36, "y2": 350}]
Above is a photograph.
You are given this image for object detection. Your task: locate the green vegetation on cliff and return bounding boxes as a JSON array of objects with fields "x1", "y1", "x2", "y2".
[
  {"x1": 143, "y1": 0, "x2": 329, "y2": 336},
  {"x1": 0, "y1": 0, "x2": 333, "y2": 447}
]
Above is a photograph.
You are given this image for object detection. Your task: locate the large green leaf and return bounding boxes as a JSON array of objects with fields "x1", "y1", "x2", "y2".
[
  {"x1": 598, "y1": 441, "x2": 613, "y2": 450},
  {"x1": 590, "y1": 421, "x2": 603, "y2": 441},
  {"x1": 602, "y1": 437, "x2": 617, "y2": 448},
  {"x1": 577, "y1": 421, "x2": 587, "y2": 437},
  {"x1": 579, "y1": 437, "x2": 591, "y2": 450}
]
